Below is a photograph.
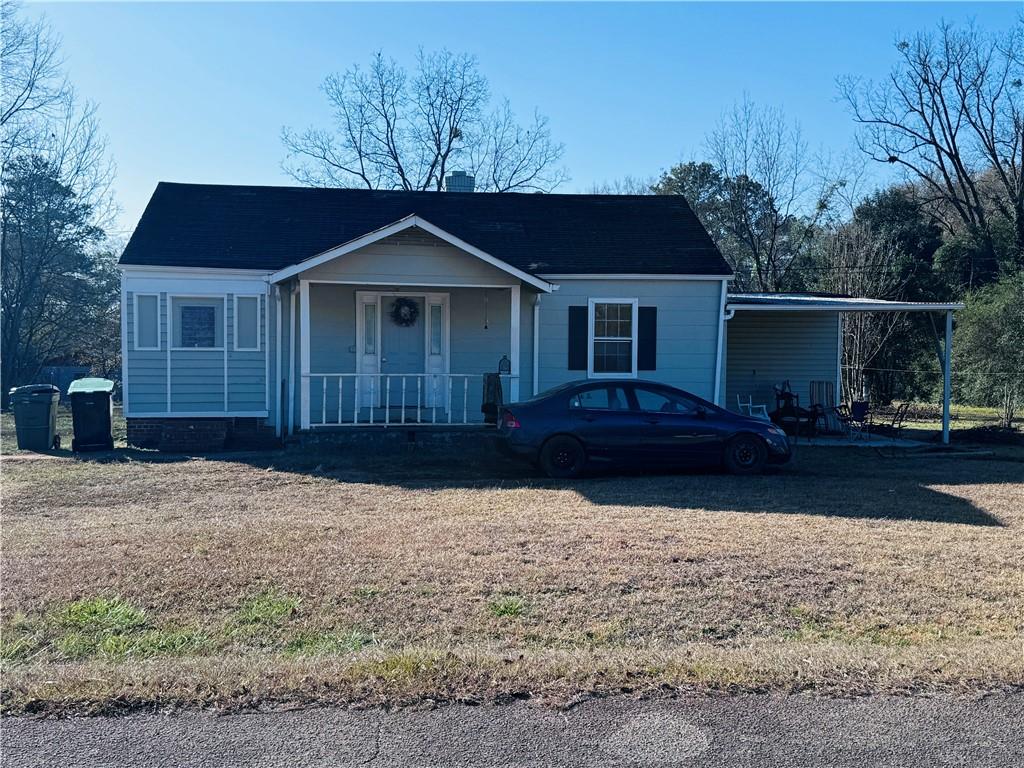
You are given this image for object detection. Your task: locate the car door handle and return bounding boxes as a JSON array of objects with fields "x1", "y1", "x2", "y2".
[
  {"x1": 581, "y1": 414, "x2": 598, "y2": 422},
  {"x1": 644, "y1": 417, "x2": 660, "y2": 424}
]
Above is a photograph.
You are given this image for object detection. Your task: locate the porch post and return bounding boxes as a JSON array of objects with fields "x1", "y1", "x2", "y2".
[
  {"x1": 510, "y1": 284, "x2": 521, "y2": 402},
  {"x1": 942, "y1": 309, "x2": 952, "y2": 445},
  {"x1": 300, "y1": 279, "x2": 311, "y2": 430}
]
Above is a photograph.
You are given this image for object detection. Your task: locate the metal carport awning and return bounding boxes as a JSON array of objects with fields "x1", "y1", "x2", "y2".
[{"x1": 725, "y1": 293, "x2": 965, "y2": 444}]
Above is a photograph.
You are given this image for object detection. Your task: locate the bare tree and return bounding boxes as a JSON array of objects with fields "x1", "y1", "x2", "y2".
[
  {"x1": 703, "y1": 98, "x2": 836, "y2": 290},
  {"x1": 815, "y1": 221, "x2": 912, "y2": 400},
  {"x1": 1, "y1": 1, "x2": 69, "y2": 164},
  {"x1": 0, "y1": 0, "x2": 118, "y2": 398},
  {"x1": 282, "y1": 49, "x2": 567, "y2": 192},
  {"x1": 840, "y1": 21, "x2": 1024, "y2": 285},
  {"x1": 587, "y1": 175, "x2": 655, "y2": 195}
]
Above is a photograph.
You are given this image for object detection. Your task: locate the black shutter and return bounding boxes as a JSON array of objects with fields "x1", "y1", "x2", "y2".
[
  {"x1": 638, "y1": 306, "x2": 657, "y2": 371},
  {"x1": 567, "y1": 306, "x2": 588, "y2": 370}
]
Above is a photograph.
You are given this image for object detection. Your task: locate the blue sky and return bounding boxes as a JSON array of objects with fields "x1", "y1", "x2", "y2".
[{"x1": 30, "y1": 1, "x2": 1021, "y2": 236}]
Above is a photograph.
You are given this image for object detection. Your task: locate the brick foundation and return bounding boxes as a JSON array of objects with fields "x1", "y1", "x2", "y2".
[{"x1": 127, "y1": 417, "x2": 279, "y2": 452}]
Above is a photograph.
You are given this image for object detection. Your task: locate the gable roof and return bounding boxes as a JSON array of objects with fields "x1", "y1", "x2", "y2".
[
  {"x1": 119, "y1": 182, "x2": 732, "y2": 277},
  {"x1": 269, "y1": 215, "x2": 556, "y2": 291}
]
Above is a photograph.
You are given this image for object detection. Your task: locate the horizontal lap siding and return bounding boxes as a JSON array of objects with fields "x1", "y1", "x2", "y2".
[
  {"x1": 725, "y1": 311, "x2": 839, "y2": 413},
  {"x1": 536, "y1": 279, "x2": 723, "y2": 400},
  {"x1": 124, "y1": 285, "x2": 268, "y2": 416},
  {"x1": 228, "y1": 294, "x2": 267, "y2": 412},
  {"x1": 125, "y1": 292, "x2": 169, "y2": 412},
  {"x1": 309, "y1": 284, "x2": 356, "y2": 374},
  {"x1": 302, "y1": 233, "x2": 519, "y2": 286},
  {"x1": 171, "y1": 350, "x2": 224, "y2": 411}
]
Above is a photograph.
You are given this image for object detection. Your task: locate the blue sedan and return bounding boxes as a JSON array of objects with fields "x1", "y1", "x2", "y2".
[{"x1": 496, "y1": 380, "x2": 792, "y2": 478}]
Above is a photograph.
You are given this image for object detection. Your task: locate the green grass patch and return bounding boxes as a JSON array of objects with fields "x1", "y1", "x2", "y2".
[
  {"x1": 58, "y1": 597, "x2": 147, "y2": 633},
  {"x1": 488, "y1": 595, "x2": 527, "y2": 618},
  {"x1": 232, "y1": 589, "x2": 300, "y2": 627},
  {"x1": 0, "y1": 634, "x2": 40, "y2": 662},
  {"x1": 283, "y1": 629, "x2": 374, "y2": 657},
  {"x1": 352, "y1": 585, "x2": 381, "y2": 601}
]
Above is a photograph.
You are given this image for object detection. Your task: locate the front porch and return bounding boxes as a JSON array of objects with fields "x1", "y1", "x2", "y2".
[{"x1": 295, "y1": 282, "x2": 526, "y2": 430}]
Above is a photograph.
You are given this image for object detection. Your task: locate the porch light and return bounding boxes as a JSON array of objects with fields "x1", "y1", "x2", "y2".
[{"x1": 498, "y1": 355, "x2": 511, "y2": 375}]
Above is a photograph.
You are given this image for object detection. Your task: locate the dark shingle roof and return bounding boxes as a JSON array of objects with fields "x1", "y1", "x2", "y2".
[{"x1": 119, "y1": 182, "x2": 732, "y2": 276}]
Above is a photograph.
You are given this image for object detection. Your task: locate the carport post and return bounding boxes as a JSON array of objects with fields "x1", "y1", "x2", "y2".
[{"x1": 942, "y1": 310, "x2": 952, "y2": 445}]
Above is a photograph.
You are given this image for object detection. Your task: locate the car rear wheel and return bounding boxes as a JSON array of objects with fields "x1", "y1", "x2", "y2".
[
  {"x1": 724, "y1": 434, "x2": 767, "y2": 475},
  {"x1": 539, "y1": 436, "x2": 586, "y2": 478}
]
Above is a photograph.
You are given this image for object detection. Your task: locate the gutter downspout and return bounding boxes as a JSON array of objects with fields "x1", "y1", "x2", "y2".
[
  {"x1": 274, "y1": 285, "x2": 283, "y2": 438},
  {"x1": 287, "y1": 282, "x2": 297, "y2": 436},
  {"x1": 532, "y1": 294, "x2": 541, "y2": 398},
  {"x1": 713, "y1": 279, "x2": 730, "y2": 406}
]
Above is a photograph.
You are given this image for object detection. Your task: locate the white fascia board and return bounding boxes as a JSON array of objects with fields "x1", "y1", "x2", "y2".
[
  {"x1": 125, "y1": 410, "x2": 270, "y2": 419},
  {"x1": 119, "y1": 265, "x2": 273, "y2": 278},
  {"x1": 269, "y1": 215, "x2": 555, "y2": 293},
  {"x1": 123, "y1": 274, "x2": 270, "y2": 296},
  {"x1": 727, "y1": 302, "x2": 964, "y2": 312},
  {"x1": 540, "y1": 272, "x2": 733, "y2": 280}
]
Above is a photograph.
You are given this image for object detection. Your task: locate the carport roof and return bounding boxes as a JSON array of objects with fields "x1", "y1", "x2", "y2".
[{"x1": 726, "y1": 292, "x2": 964, "y2": 312}]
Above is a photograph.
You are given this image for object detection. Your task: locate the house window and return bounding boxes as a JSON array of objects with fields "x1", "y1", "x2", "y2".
[
  {"x1": 234, "y1": 295, "x2": 260, "y2": 351},
  {"x1": 363, "y1": 303, "x2": 376, "y2": 355},
  {"x1": 589, "y1": 299, "x2": 638, "y2": 377},
  {"x1": 429, "y1": 304, "x2": 443, "y2": 355},
  {"x1": 172, "y1": 297, "x2": 224, "y2": 349},
  {"x1": 134, "y1": 293, "x2": 160, "y2": 350}
]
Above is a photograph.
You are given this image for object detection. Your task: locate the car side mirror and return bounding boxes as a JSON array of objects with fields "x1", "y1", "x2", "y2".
[{"x1": 695, "y1": 406, "x2": 708, "y2": 419}]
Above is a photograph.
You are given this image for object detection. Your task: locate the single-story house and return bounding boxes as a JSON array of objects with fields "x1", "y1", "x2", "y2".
[{"x1": 118, "y1": 179, "x2": 962, "y2": 449}]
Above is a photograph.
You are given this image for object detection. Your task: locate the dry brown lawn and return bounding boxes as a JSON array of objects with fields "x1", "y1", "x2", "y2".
[{"x1": 1, "y1": 435, "x2": 1022, "y2": 714}]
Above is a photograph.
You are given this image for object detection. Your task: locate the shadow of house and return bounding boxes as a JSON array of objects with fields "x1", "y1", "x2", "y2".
[{"x1": 64, "y1": 442, "x2": 1016, "y2": 528}]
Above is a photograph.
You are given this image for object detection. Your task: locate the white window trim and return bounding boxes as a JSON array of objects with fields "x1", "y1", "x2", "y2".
[
  {"x1": 587, "y1": 297, "x2": 639, "y2": 379},
  {"x1": 233, "y1": 294, "x2": 262, "y2": 352},
  {"x1": 132, "y1": 292, "x2": 161, "y2": 351},
  {"x1": 169, "y1": 294, "x2": 226, "y2": 352}
]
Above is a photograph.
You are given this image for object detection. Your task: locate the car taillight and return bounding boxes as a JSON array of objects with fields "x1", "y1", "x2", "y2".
[{"x1": 503, "y1": 410, "x2": 521, "y2": 429}]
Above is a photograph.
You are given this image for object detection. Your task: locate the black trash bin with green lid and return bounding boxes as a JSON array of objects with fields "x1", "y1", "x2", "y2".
[
  {"x1": 67, "y1": 378, "x2": 115, "y2": 451},
  {"x1": 8, "y1": 384, "x2": 60, "y2": 451}
]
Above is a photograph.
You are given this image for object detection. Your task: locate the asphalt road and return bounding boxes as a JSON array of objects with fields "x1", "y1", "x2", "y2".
[{"x1": 3, "y1": 694, "x2": 1021, "y2": 767}]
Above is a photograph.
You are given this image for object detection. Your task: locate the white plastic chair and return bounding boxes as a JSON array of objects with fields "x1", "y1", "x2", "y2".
[{"x1": 737, "y1": 395, "x2": 770, "y2": 421}]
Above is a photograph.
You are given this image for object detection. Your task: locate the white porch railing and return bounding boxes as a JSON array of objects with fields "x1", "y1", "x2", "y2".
[{"x1": 301, "y1": 373, "x2": 518, "y2": 427}]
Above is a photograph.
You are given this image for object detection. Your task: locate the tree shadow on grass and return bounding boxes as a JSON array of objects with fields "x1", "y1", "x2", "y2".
[{"x1": 55, "y1": 439, "x2": 1018, "y2": 528}]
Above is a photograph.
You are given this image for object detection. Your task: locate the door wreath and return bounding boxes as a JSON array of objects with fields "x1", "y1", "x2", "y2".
[{"x1": 389, "y1": 297, "x2": 419, "y2": 327}]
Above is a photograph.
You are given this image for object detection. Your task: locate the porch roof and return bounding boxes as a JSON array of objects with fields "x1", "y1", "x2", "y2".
[{"x1": 726, "y1": 292, "x2": 964, "y2": 312}]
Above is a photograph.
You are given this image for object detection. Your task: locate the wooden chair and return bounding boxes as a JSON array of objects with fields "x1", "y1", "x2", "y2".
[{"x1": 736, "y1": 395, "x2": 770, "y2": 421}]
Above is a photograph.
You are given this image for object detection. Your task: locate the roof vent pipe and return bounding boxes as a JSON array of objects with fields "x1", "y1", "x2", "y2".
[{"x1": 444, "y1": 170, "x2": 475, "y2": 193}]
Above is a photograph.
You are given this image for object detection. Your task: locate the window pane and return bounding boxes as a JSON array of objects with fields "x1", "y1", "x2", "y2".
[
  {"x1": 570, "y1": 386, "x2": 630, "y2": 410},
  {"x1": 634, "y1": 387, "x2": 699, "y2": 415},
  {"x1": 136, "y1": 295, "x2": 159, "y2": 349},
  {"x1": 236, "y1": 296, "x2": 259, "y2": 350},
  {"x1": 593, "y1": 302, "x2": 632, "y2": 339},
  {"x1": 180, "y1": 306, "x2": 216, "y2": 347},
  {"x1": 429, "y1": 304, "x2": 442, "y2": 355},
  {"x1": 364, "y1": 303, "x2": 376, "y2": 355},
  {"x1": 593, "y1": 340, "x2": 632, "y2": 373}
]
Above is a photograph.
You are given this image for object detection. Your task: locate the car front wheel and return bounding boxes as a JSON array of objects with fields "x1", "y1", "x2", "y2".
[
  {"x1": 724, "y1": 434, "x2": 767, "y2": 475},
  {"x1": 539, "y1": 436, "x2": 586, "y2": 478}
]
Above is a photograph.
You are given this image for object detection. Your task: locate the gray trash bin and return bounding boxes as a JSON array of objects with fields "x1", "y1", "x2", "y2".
[{"x1": 8, "y1": 384, "x2": 60, "y2": 451}]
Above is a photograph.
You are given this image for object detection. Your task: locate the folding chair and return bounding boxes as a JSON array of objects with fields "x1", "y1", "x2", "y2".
[{"x1": 834, "y1": 401, "x2": 871, "y2": 440}]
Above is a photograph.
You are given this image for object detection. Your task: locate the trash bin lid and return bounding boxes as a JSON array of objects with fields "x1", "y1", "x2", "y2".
[
  {"x1": 68, "y1": 378, "x2": 115, "y2": 395},
  {"x1": 8, "y1": 384, "x2": 60, "y2": 396}
]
